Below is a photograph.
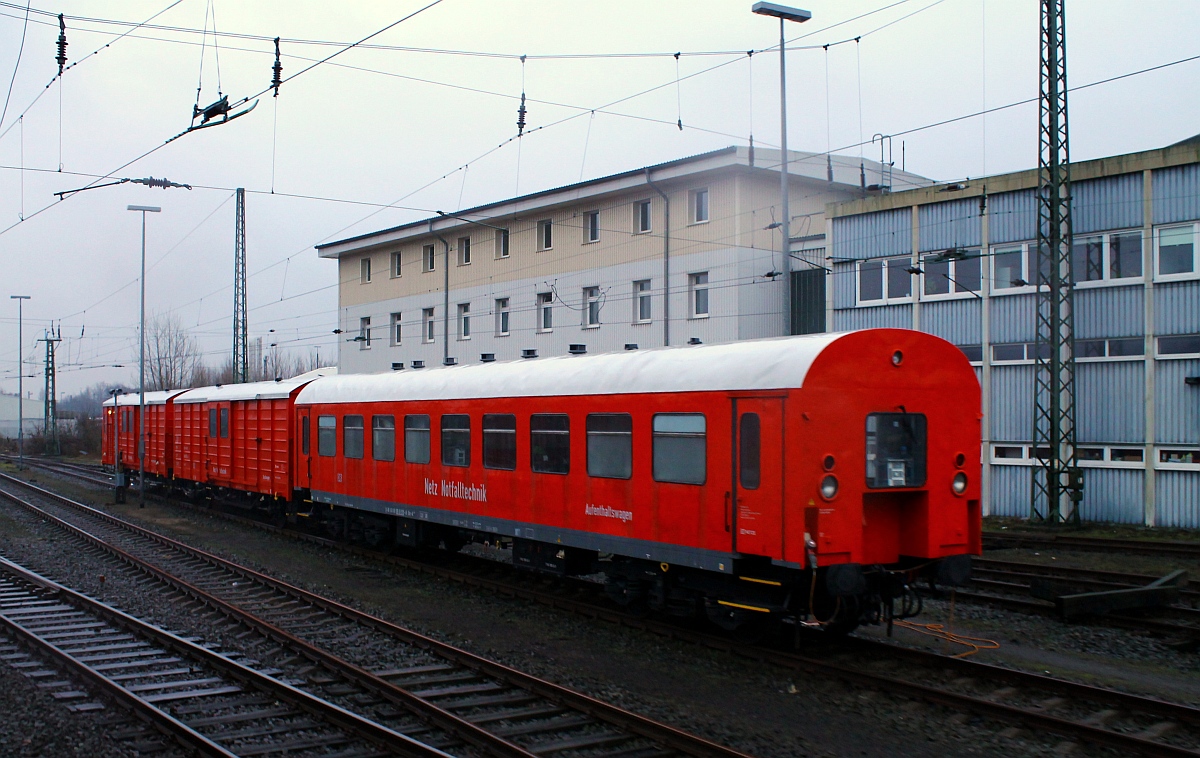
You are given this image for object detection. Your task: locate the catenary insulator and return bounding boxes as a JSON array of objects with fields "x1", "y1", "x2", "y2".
[
  {"x1": 56, "y1": 14, "x2": 68, "y2": 75},
  {"x1": 271, "y1": 37, "x2": 283, "y2": 96}
]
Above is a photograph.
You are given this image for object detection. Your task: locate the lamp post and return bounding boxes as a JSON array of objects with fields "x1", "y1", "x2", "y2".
[
  {"x1": 10, "y1": 295, "x2": 30, "y2": 468},
  {"x1": 752, "y1": 2, "x2": 811, "y2": 337},
  {"x1": 128, "y1": 204, "x2": 160, "y2": 508}
]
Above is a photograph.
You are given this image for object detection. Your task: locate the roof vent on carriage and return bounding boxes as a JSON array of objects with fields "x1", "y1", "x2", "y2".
[
  {"x1": 569, "y1": 344, "x2": 586, "y2": 355},
  {"x1": 391, "y1": 362, "x2": 404, "y2": 371},
  {"x1": 444, "y1": 357, "x2": 457, "y2": 366},
  {"x1": 521, "y1": 349, "x2": 538, "y2": 359},
  {"x1": 480, "y1": 353, "x2": 495, "y2": 363},
  {"x1": 624, "y1": 343, "x2": 638, "y2": 351},
  {"x1": 411, "y1": 360, "x2": 425, "y2": 369}
]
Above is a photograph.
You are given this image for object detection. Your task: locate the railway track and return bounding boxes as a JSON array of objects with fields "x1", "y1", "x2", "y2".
[
  {"x1": 0, "y1": 471, "x2": 752, "y2": 758},
  {"x1": 0, "y1": 556, "x2": 450, "y2": 757},
  {"x1": 984, "y1": 532, "x2": 1200, "y2": 560},
  {"x1": 5, "y1": 464, "x2": 1200, "y2": 755}
]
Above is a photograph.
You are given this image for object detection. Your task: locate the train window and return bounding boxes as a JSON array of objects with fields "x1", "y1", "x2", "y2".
[
  {"x1": 208, "y1": 408, "x2": 217, "y2": 438},
  {"x1": 442, "y1": 414, "x2": 471, "y2": 467},
  {"x1": 531, "y1": 414, "x2": 570, "y2": 474},
  {"x1": 219, "y1": 408, "x2": 229, "y2": 439},
  {"x1": 372, "y1": 416, "x2": 395, "y2": 462},
  {"x1": 318, "y1": 415, "x2": 336, "y2": 457},
  {"x1": 483, "y1": 414, "x2": 517, "y2": 470},
  {"x1": 739, "y1": 413, "x2": 760, "y2": 490},
  {"x1": 301, "y1": 416, "x2": 310, "y2": 456},
  {"x1": 587, "y1": 414, "x2": 632, "y2": 479},
  {"x1": 404, "y1": 415, "x2": 431, "y2": 464},
  {"x1": 865, "y1": 413, "x2": 927, "y2": 488},
  {"x1": 344, "y1": 415, "x2": 365, "y2": 459},
  {"x1": 653, "y1": 414, "x2": 706, "y2": 485}
]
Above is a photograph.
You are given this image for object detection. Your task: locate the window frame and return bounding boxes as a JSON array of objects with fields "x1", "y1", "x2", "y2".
[
  {"x1": 422, "y1": 243, "x2": 436, "y2": 273},
  {"x1": 458, "y1": 302, "x2": 471, "y2": 340},
  {"x1": 586, "y1": 413, "x2": 633, "y2": 480},
  {"x1": 633, "y1": 279, "x2": 651, "y2": 323},
  {"x1": 1071, "y1": 229, "x2": 1146, "y2": 288},
  {"x1": 635, "y1": 200, "x2": 652, "y2": 233},
  {"x1": 689, "y1": 272, "x2": 710, "y2": 319},
  {"x1": 583, "y1": 286, "x2": 601, "y2": 328},
  {"x1": 343, "y1": 414, "x2": 365, "y2": 460},
  {"x1": 440, "y1": 414, "x2": 471, "y2": 467},
  {"x1": 989, "y1": 241, "x2": 1041, "y2": 295},
  {"x1": 404, "y1": 414, "x2": 431, "y2": 464},
  {"x1": 360, "y1": 256, "x2": 372, "y2": 284},
  {"x1": 219, "y1": 407, "x2": 229, "y2": 439},
  {"x1": 482, "y1": 413, "x2": 517, "y2": 471},
  {"x1": 422, "y1": 308, "x2": 435, "y2": 344},
  {"x1": 359, "y1": 316, "x2": 371, "y2": 349},
  {"x1": 652, "y1": 413, "x2": 707, "y2": 485},
  {"x1": 584, "y1": 210, "x2": 600, "y2": 243},
  {"x1": 1075, "y1": 337, "x2": 1146, "y2": 362},
  {"x1": 390, "y1": 251, "x2": 403, "y2": 278},
  {"x1": 495, "y1": 297, "x2": 510, "y2": 336},
  {"x1": 537, "y1": 219, "x2": 553, "y2": 251},
  {"x1": 537, "y1": 292, "x2": 553, "y2": 332},
  {"x1": 1156, "y1": 333, "x2": 1200, "y2": 359},
  {"x1": 689, "y1": 188, "x2": 710, "y2": 224},
  {"x1": 317, "y1": 415, "x2": 336, "y2": 457},
  {"x1": 856, "y1": 257, "x2": 914, "y2": 305},
  {"x1": 457, "y1": 236, "x2": 471, "y2": 266},
  {"x1": 372, "y1": 415, "x2": 395, "y2": 462},
  {"x1": 530, "y1": 414, "x2": 570, "y2": 475},
  {"x1": 495, "y1": 228, "x2": 510, "y2": 259},
  {"x1": 389, "y1": 312, "x2": 402, "y2": 346},
  {"x1": 1154, "y1": 222, "x2": 1198, "y2": 282},
  {"x1": 919, "y1": 249, "x2": 983, "y2": 300}
]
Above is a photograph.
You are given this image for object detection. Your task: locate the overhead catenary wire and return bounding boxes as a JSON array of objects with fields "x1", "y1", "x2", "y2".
[{"x1": 0, "y1": 0, "x2": 30, "y2": 132}]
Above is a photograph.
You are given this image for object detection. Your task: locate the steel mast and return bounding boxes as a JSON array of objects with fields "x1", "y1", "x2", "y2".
[{"x1": 233, "y1": 187, "x2": 248, "y2": 383}]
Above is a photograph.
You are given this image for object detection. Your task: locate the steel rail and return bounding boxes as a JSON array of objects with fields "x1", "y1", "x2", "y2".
[
  {"x1": 984, "y1": 532, "x2": 1200, "y2": 560},
  {"x1": 0, "y1": 556, "x2": 453, "y2": 758},
  {"x1": 0, "y1": 471, "x2": 753, "y2": 758}
]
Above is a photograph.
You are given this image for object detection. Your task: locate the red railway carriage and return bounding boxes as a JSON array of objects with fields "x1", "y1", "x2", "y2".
[
  {"x1": 101, "y1": 390, "x2": 187, "y2": 477},
  {"x1": 173, "y1": 375, "x2": 323, "y2": 499},
  {"x1": 293, "y1": 329, "x2": 980, "y2": 631}
]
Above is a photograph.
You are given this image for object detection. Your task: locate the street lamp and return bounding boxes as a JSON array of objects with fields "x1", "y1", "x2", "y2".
[
  {"x1": 128, "y1": 204, "x2": 160, "y2": 508},
  {"x1": 10, "y1": 295, "x2": 30, "y2": 469},
  {"x1": 752, "y1": 1, "x2": 811, "y2": 336}
]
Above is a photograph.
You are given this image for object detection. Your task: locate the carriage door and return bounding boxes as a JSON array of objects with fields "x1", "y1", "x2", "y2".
[
  {"x1": 298, "y1": 408, "x2": 312, "y2": 489},
  {"x1": 732, "y1": 397, "x2": 785, "y2": 559}
]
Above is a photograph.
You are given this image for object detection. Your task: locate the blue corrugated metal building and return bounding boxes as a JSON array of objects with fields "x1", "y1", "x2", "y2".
[{"x1": 824, "y1": 139, "x2": 1200, "y2": 527}]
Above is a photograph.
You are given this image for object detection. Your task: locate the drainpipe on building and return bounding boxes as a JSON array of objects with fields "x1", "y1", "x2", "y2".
[
  {"x1": 430, "y1": 220, "x2": 451, "y2": 365},
  {"x1": 645, "y1": 168, "x2": 670, "y2": 347}
]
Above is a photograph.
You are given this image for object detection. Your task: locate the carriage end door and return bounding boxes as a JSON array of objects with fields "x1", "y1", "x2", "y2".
[{"x1": 732, "y1": 397, "x2": 785, "y2": 560}]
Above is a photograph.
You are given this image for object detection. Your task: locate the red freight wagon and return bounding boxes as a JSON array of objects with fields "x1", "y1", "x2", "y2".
[
  {"x1": 173, "y1": 374, "x2": 326, "y2": 499},
  {"x1": 293, "y1": 330, "x2": 981, "y2": 631},
  {"x1": 102, "y1": 390, "x2": 187, "y2": 477}
]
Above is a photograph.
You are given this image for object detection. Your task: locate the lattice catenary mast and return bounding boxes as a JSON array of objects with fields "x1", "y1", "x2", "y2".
[
  {"x1": 233, "y1": 187, "x2": 248, "y2": 383},
  {"x1": 39, "y1": 328, "x2": 61, "y2": 456},
  {"x1": 1031, "y1": 0, "x2": 1083, "y2": 525}
]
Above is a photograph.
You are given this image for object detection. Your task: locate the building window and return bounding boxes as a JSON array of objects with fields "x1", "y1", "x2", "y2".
[
  {"x1": 495, "y1": 228, "x2": 509, "y2": 258},
  {"x1": 389, "y1": 312, "x2": 402, "y2": 346},
  {"x1": 1071, "y1": 230, "x2": 1143, "y2": 285},
  {"x1": 483, "y1": 414, "x2": 517, "y2": 470},
  {"x1": 857, "y1": 257, "x2": 913, "y2": 304},
  {"x1": 1077, "y1": 337, "x2": 1144, "y2": 360},
  {"x1": 390, "y1": 251, "x2": 402, "y2": 278},
  {"x1": 404, "y1": 414, "x2": 430, "y2": 464},
  {"x1": 423, "y1": 243, "x2": 436, "y2": 272},
  {"x1": 583, "y1": 286, "x2": 601, "y2": 327},
  {"x1": 441, "y1": 414, "x2": 470, "y2": 467},
  {"x1": 636, "y1": 200, "x2": 652, "y2": 233},
  {"x1": 634, "y1": 280, "x2": 651, "y2": 323},
  {"x1": 537, "y1": 292, "x2": 553, "y2": 332},
  {"x1": 922, "y1": 251, "x2": 982, "y2": 297},
  {"x1": 689, "y1": 272, "x2": 709, "y2": 318},
  {"x1": 422, "y1": 308, "x2": 435, "y2": 343},
  {"x1": 1156, "y1": 224, "x2": 1195, "y2": 279},
  {"x1": 690, "y1": 188, "x2": 709, "y2": 224},
  {"x1": 458, "y1": 236, "x2": 471, "y2": 266},
  {"x1": 343, "y1": 415, "x2": 364, "y2": 459},
  {"x1": 587, "y1": 413, "x2": 632, "y2": 479},
  {"x1": 538, "y1": 219, "x2": 553, "y2": 251},
  {"x1": 458, "y1": 303, "x2": 471, "y2": 340},
  {"x1": 359, "y1": 316, "x2": 371, "y2": 349},
  {"x1": 653, "y1": 414, "x2": 706, "y2": 484},
  {"x1": 372, "y1": 415, "x2": 395, "y2": 462},
  {"x1": 584, "y1": 210, "x2": 600, "y2": 243},
  {"x1": 360, "y1": 257, "x2": 372, "y2": 283},
  {"x1": 530, "y1": 414, "x2": 570, "y2": 474},
  {"x1": 495, "y1": 298, "x2": 510, "y2": 336},
  {"x1": 317, "y1": 415, "x2": 336, "y2": 457},
  {"x1": 958, "y1": 344, "x2": 984, "y2": 363},
  {"x1": 1157, "y1": 333, "x2": 1200, "y2": 357}
]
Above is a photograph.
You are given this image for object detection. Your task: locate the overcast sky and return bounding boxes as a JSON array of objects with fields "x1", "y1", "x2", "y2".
[{"x1": 1, "y1": 0, "x2": 1197, "y2": 398}]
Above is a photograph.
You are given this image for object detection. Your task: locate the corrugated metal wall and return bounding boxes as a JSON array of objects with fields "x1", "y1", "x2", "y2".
[
  {"x1": 1079, "y1": 467, "x2": 1144, "y2": 524},
  {"x1": 988, "y1": 190, "x2": 1036, "y2": 244},
  {"x1": 833, "y1": 304, "x2": 911, "y2": 331},
  {"x1": 832, "y1": 262, "x2": 855, "y2": 308},
  {"x1": 989, "y1": 294, "x2": 1036, "y2": 343},
  {"x1": 990, "y1": 365, "x2": 1034, "y2": 440},
  {"x1": 1155, "y1": 358, "x2": 1200, "y2": 444},
  {"x1": 989, "y1": 465, "x2": 1031, "y2": 517},
  {"x1": 830, "y1": 208, "x2": 912, "y2": 259},
  {"x1": 1074, "y1": 286, "x2": 1144, "y2": 339},
  {"x1": 1156, "y1": 471, "x2": 1200, "y2": 529},
  {"x1": 1154, "y1": 280, "x2": 1200, "y2": 335},
  {"x1": 921, "y1": 299, "x2": 982, "y2": 345},
  {"x1": 918, "y1": 199, "x2": 982, "y2": 251},
  {"x1": 1153, "y1": 163, "x2": 1200, "y2": 224},
  {"x1": 1076, "y1": 361, "x2": 1145, "y2": 443},
  {"x1": 1072, "y1": 173, "x2": 1143, "y2": 233}
]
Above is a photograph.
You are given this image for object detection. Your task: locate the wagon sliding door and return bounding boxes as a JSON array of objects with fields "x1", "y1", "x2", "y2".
[{"x1": 731, "y1": 397, "x2": 785, "y2": 559}]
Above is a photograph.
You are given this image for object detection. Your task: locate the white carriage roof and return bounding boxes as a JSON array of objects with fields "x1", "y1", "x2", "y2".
[
  {"x1": 297, "y1": 332, "x2": 856, "y2": 406},
  {"x1": 102, "y1": 389, "x2": 188, "y2": 407},
  {"x1": 175, "y1": 368, "x2": 335, "y2": 404}
]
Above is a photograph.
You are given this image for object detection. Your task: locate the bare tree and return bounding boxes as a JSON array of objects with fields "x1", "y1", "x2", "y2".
[{"x1": 143, "y1": 314, "x2": 202, "y2": 391}]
